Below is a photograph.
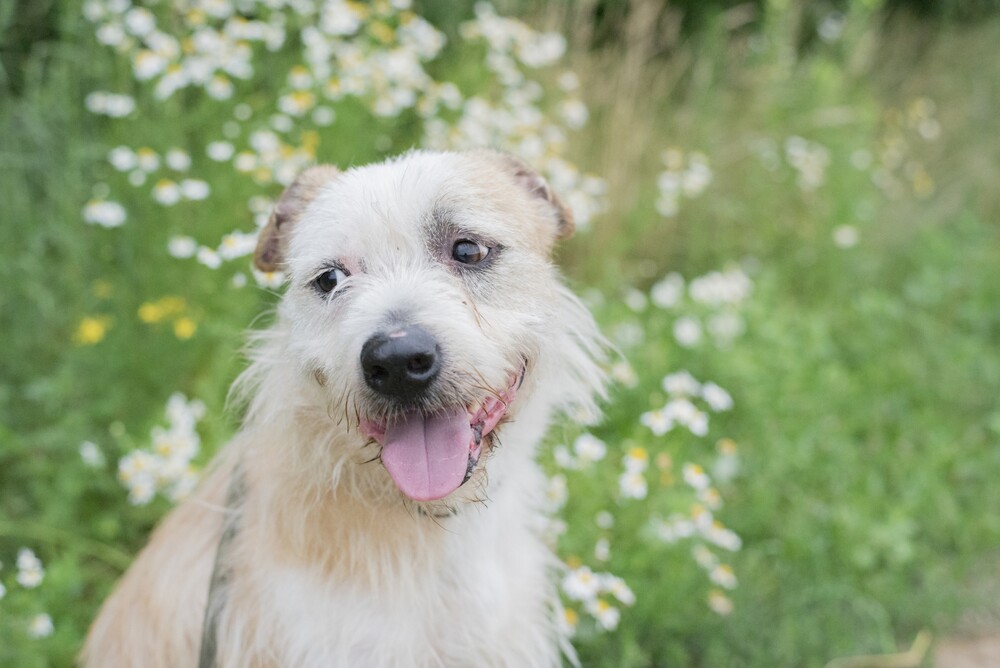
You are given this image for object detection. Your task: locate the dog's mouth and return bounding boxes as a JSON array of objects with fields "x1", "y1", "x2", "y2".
[{"x1": 359, "y1": 367, "x2": 525, "y2": 502}]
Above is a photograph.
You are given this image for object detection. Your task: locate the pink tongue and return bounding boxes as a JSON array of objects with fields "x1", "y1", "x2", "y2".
[{"x1": 381, "y1": 407, "x2": 473, "y2": 501}]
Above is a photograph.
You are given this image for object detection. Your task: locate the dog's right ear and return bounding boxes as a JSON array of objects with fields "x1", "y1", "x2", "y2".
[
  {"x1": 480, "y1": 150, "x2": 576, "y2": 242},
  {"x1": 254, "y1": 165, "x2": 340, "y2": 272}
]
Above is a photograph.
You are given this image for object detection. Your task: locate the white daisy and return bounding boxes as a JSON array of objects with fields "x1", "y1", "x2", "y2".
[
  {"x1": 27, "y1": 613, "x2": 54, "y2": 638},
  {"x1": 562, "y1": 566, "x2": 600, "y2": 602}
]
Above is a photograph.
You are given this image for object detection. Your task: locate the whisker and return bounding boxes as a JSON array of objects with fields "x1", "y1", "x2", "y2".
[
  {"x1": 469, "y1": 368, "x2": 504, "y2": 403},
  {"x1": 324, "y1": 396, "x2": 340, "y2": 425},
  {"x1": 341, "y1": 389, "x2": 354, "y2": 430}
]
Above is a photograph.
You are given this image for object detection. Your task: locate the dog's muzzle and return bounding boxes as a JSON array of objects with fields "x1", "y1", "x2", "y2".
[{"x1": 359, "y1": 351, "x2": 526, "y2": 504}]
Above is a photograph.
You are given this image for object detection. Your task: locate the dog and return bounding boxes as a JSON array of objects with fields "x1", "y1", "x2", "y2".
[{"x1": 82, "y1": 149, "x2": 606, "y2": 667}]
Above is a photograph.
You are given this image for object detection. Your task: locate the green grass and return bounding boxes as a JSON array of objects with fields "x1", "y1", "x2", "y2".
[{"x1": 3, "y1": 1, "x2": 1000, "y2": 666}]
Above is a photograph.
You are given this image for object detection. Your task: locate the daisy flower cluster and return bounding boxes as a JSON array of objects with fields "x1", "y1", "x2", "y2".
[
  {"x1": 647, "y1": 266, "x2": 753, "y2": 348},
  {"x1": 639, "y1": 370, "x2": 731, "y2": 439},
  {"x1": 117, "y1": 393, "x2": 205, "y2": 505},
  {"x1": 646, "y1": 444, "x2": 742, "y2": 556},
  {"x1": 82, "y1": 198, "x2": 127, "y2": 228},
  {"x1": 84, "y1": 90, "x2": 136, "y2": 117},
  {"x1": 548, "y1": 259, "x2": 753, "y2": 625},
  {"x1": 748, "y1": 135, "x2": 831, "y2": 193},
  {"x1": 864, "y1": 97, "x2": 939, "y2": 201},
  {"x1": 647, "y1": 441, "x2": 742, "y2": 617},
  {"x1": 0, "y1": 549, "x2": 55, "y2": 639},
  {"x1": 110, "y1": 145, "x2": 211, "y2": 201},
  {"x1": 83, "y1": 0, "x2": 284, "y2": 101},
  {"x1": 549, "y1": 364, "x2": 743, "y2": 626},
  {"x1": 86, "y1": 144, "x2": 209, "y2": 229},
  {"x1": 230, "y1": 127, "x2": 320, "y2": 187},
  {"x1": 83, "y1": 0, "x2": 605, "y2": 287},
  {"x1": 633, "y1": 372, "x2": 742, "y2": 615},
  {"x1": 660, "y1": 371, "x2": 735, "y2": 436},
  {"x1": 425, "y1": 2, "x2": 607, "y2": 229},
  {"x1": 784, "y1": 136, "x2": 831, "y2": 192},
  {"x1": 546, "y1": 432, "x2": 637, "y2": 633},
  {"x1": 560, "y1": 565, "x2": 636, "y2": 633},
  {"x1": 168, "y1": 196, "x2": 283, "y2": 287},
  {"x1": 14, "y1": 549, "x2": 45, "y2": 589},
  {"x1": 655, "y1": 148, "x2": 713, "y2": 218}
]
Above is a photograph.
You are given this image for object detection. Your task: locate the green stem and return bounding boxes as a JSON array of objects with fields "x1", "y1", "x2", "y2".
[{"x1": 0, "y1": 522, "x2": 133, "y2": 571}]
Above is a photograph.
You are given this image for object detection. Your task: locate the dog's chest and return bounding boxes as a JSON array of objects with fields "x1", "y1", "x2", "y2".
[{"x1": 244, "y1": 509, "x2": 556, "y2": 667}]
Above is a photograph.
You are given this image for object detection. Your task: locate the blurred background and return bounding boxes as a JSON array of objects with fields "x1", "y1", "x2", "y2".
[{"x1": 2, "y1": 0, "x2": 999, "y2": 665}]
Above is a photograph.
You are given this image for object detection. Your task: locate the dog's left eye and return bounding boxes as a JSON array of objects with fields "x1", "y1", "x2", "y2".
[
  {"x1": 452, "y1": 239, "x2": 490, "y2": 265},
  {"x1": 313, "y1": 267, "x2": 349, "y2": 293}
]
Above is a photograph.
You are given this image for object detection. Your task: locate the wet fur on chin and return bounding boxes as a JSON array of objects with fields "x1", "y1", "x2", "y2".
[{"x1": 81, "y1": 149, "x2": 606, "y2": 667}]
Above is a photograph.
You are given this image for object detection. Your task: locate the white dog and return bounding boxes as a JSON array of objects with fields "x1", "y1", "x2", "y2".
[{"x1": 82, "y1": 149, "x2": 606, "y2": 667}]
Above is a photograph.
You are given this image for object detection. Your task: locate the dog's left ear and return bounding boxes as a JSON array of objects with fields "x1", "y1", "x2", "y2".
[
  {"x1": 492, "y1": 152, "x2": 576, "y2": 241},
  {"x1": 254, "y1": 165, "x2": 340, "y2": 272}
]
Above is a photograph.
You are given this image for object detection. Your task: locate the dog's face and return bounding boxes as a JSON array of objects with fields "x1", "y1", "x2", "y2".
[{"x1": 254, "y1": 150, "x2": 591, "y2": 504}]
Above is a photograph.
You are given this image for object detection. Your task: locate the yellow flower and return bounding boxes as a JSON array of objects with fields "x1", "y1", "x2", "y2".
[
  {"x1": 173, "y1": 317, "x2": 197, "y2": 340},
  {"x1": 138, "y1": 302, "x2": 165, "y2": 323},
  {"x1": 564, "y1": 555, "x2": 582, "y2": 569},
  {"x1": 369, "y1": 21, "x2": 395, "y2": 44},
  {"x1": 139, "y1": 296, "x2": 186, "y2": 323},
  {"x1": 74, "y1": 316, "x2": 110, "y2": 345},
  {"x1": 563, "y1": 606, "x2": 579, "y2": 628},
  {"x1": 301, "y1": 130, "x2": 320, "y2": 156}
]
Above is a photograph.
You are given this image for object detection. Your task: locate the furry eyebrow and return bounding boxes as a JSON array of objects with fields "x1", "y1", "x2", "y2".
[
  {"x1": 426, "y1": 206, "x2": 501, "y2": 249},
  {"x1": 427, "y1": 204, "x2": 454, "y2": 239},
  {"x1": 306, "y1": 261, "x2": 348, "y2": 281}
]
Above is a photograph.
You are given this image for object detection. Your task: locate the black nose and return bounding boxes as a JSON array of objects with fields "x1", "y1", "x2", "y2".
[{"x1": 361, "y1": 326, "x2": 441, "y2": 401}]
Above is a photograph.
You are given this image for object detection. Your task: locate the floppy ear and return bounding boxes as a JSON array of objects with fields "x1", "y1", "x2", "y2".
[
  {"x1": 490, "y1": 152, "x2": 576, "y2": 241},
  {"x1": 253, "y1": 165, "x2": 340, "y2": 272}
]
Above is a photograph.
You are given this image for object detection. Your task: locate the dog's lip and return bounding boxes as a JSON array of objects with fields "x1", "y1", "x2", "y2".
[{"x1": 359, "y1": 367, "x2": 525, "y2": 447}]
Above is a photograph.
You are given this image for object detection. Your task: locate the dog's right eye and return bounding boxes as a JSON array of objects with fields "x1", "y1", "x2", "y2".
[
  {"x1": 452, "y1": 239, "x2": 490, "y2": 265},
  {"x1": 313, "y1": 267, "x2": 349, "y2": 293}
]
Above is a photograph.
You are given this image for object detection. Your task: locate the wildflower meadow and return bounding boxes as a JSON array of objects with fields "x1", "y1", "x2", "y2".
[{"x1": 3, "y1": 0, "x2": 1000, "y2": 666}]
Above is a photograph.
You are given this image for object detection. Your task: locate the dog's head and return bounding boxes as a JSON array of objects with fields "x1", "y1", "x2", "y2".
[{"x1": 251, "y1": 149, "x2": 603, "y2": 505}]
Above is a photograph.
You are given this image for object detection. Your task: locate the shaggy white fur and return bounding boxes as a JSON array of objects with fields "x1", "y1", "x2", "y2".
[{"x1": 82, "y1": 149, "x2": 606, "y2": 667}]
